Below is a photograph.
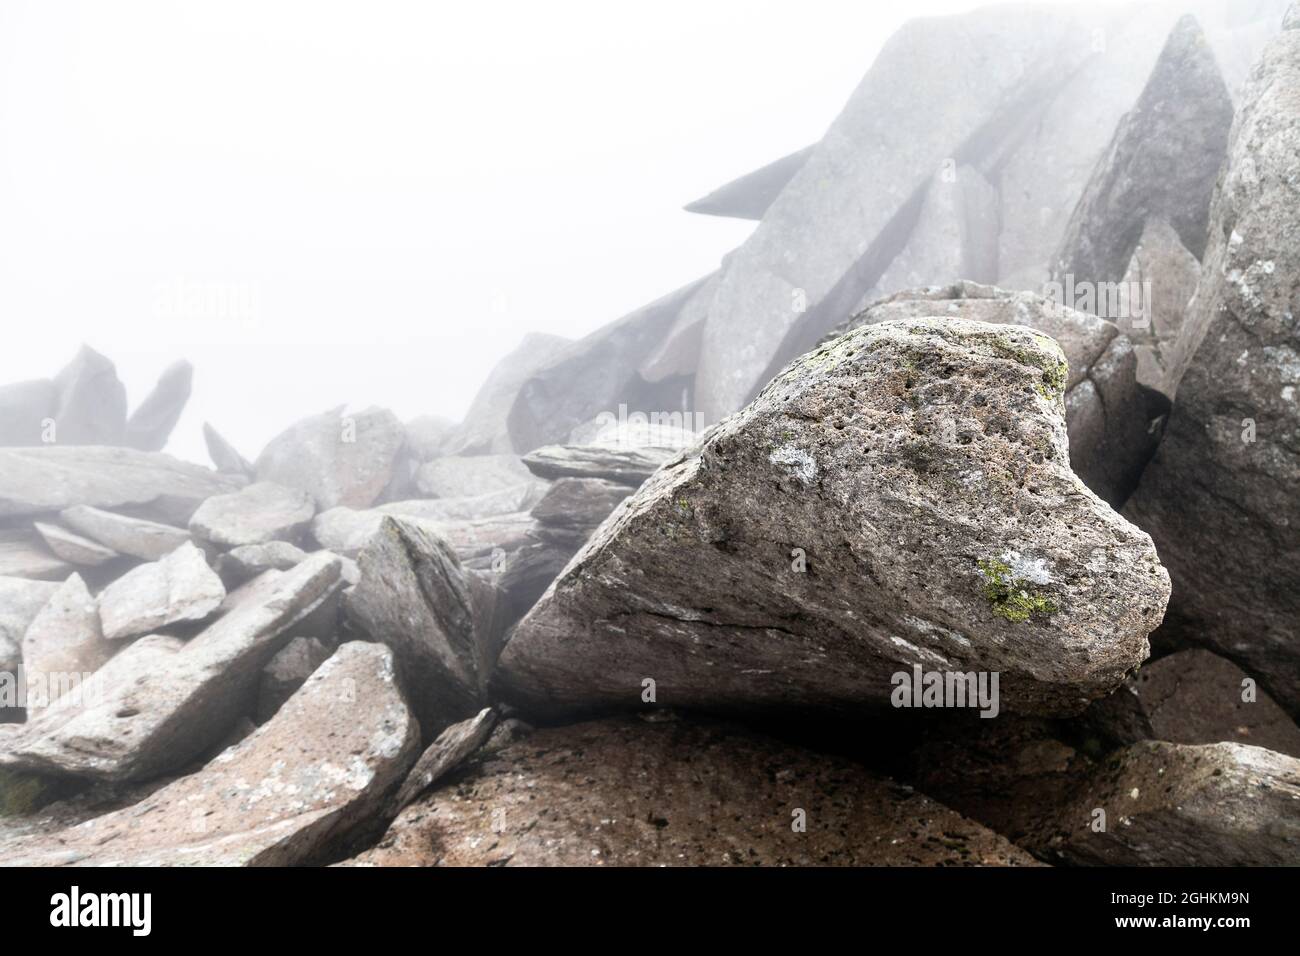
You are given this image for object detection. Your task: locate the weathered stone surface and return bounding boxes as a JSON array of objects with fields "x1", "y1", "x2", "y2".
[
  {"x1": 0, "y1": 642, "x2": 420, "y2": 866},
  {"x1": 203, "y1": 422, "x2": 254, "y2": 476},
  {"x1": 1052, "y1": 15, "x2": 1233, "y2": 295},
  {"x1": 344, "y1": 517, "x2": 483, "y2": 736},
  {"x1": 506, "y1": 276, "x2": 712, "y2": 452},
  {"x1": 347, "y1": 717, "x2": 1038, "y2": 866},
  {"x1": 414, "y1": 454, "x2": 537, "y2": 499},
  {"x1": 403, "y1": 414, "x2": 455, "y2": 461},
  {"x1": 530, "y1": 478, "x2": 631, "y2": 533},
  {"x1": 19, "y1": 575, "x2": 114, "y2": 711},
  {"x1": 124, "y1": 360, "x2": 193, "y2": 453},
  {"x1": 684, "y1": 145, "x2": 816, "y2": 221},
  {"x1": 0, "y1": 552, "x2": 344, "y2": 782},
  {"x1": 521, "y1": 444, "x2": 674, "y2": 487},
  {"x1": 1081, "y1": 649, "x2": 1300, "y2": 758},
  {"x1": 384, "y1": 485, "x2": 548, "y2": 524},
  {"x1": 1125, "y1": 13, "x2": 1300, "y2": 716},
  {"x1": 390, "y1": 707, "x2": 496, "y2": 812},
  {"x1": 255, "y1": 636, "x2": 331, "y2": 722},
  {"x1": 51, "y1": 346, "x2": 127, "y2": 446},
  {"x1": 0, "y1": 529, "x2": 75, "y2": 581},
  {"x1": 833, "y1": 282, "x2": 1165, "y2": 505},
  {"x1": 1038, "y1": 741, "x2": 1300, "y2": 865},
  {"x1": 1118, "y1": 217, "x2": 1203, "y2": 392},
  {"x1": 189, "y1": 481, "x2": 315, "y2": 549},
  {"x1": 0, "y1": 379, "x2": 56, "y2": 446},
  {"x1": 96, "y1": 542, "x2": 226, "y2": 641},
  {"x1": 215, "y1": 541, "x2": 309, "y2": 587},
  {"x1": 255, "y1": 406, "x2": 404, "y2": 510},
  {"x1": 0, "y1": 577, "x2": 59, "y2": 682},
  {"x1": 31, "y1": 522, "x2": 118, "y2": 568},
  {"x1": 481, "y1": 716, "x2": 534, "y2": 754},
  {"x1": 499, "y1": 319, "x2": 1170, "y2": 719},
  {"x1": 59, "y1": 506, "x2": 191, "y2": 561},
  {"x1": 442, "y1": 333, "x2": 573, "y2": 456},
  {"x1": 0, "y1": 447, "x2": 242, "y2": 521}
]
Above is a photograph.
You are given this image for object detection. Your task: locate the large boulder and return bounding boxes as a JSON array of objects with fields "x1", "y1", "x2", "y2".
[
  {"x1": 1124, "y1": 10, "x2": 1300, "y2": 716},
  {"x1": 498, "y1": 319, "x2": 1170, "y2": 720},
  {"x1": 0, "y1": 447, "x2": 243, "y2": 522},
  {"x1": 0, "y1": 642, "x2": 420, "y2": 866},
  {"x1": 830, "y1": 282, "x2": 1165, "y2": 505},
  {"x1": 124, "y1": 360, "x2": 193, "y2": 452},
  {"x1": 344, "y1": 517, "x2": 484, "y2": 736},
  {"x1": 50, "y1": 346, "x2": 127, "y2": 446},
  {"x1": 0, "y1": 552, "x2": 344, "y2": 782},
  {"x1": 254, "y1": 406, "x2": 405, "y2": 510},
  {"x1": 188, "y1": 481, "x2": 315, "y2": 549},
  {"x1": 96, "y1": 542, "x2": 226, "y2": 641},
  {"x1": 347, "y1": 716, "x2": 1038, "y2": 867}
]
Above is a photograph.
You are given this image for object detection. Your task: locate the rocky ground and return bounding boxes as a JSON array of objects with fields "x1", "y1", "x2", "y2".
[{"x1": 1, "y1": 1, "x2": 1298, "y2": 867}]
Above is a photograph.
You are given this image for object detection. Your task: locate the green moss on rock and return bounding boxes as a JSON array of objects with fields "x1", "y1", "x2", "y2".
[{"x1": 977, "y1": 557, "x2": 1059, "y2": 623}]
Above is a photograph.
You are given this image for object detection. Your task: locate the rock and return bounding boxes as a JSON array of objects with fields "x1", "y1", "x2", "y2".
[
  {"x1": 530, "y1": 478, "x2": 631, "y2": 534},
  {"x1": 506, "y1": 276, "x2": 712, "y2": 452},
  {"x1": 1124, "y1": 13, "x2": 1300, "y2": 716},
  {"x1": 0, "y1": 447, "x2": 243, "y2": 522},
  {"x1": 215, "y1": 541, "x2": 309, "y2": 587},
  {"x1": 830, "y1": 282, "x2": 1165, "y2": 505},
  {"x1": 31, "y1": 522, "x2": 119, "y2": 568},
  {"x1": 188, "y1": 481, "x2": 315, "y2": 549},
  {"x1": 498, "y1": 318, "x2": 1170, "y2": 720},
  {"x1": 521, "y1": 444, "x2": 675, "y2": 487},
  {"x1": 413, "y1": 454, "x2": 537, "y2": 499},
  {"x1": 255, "y1": 406, "x2": 405, "y2": 510},
  {"x1": 0, "y1": 552, "x2": 344, "y2": 782},
  {"x1": 255, "y1": 636, "x2": 331, "y2": 722},
  {"x1": 0, "y1": 642, "x2": 420, "y2": 866},
  {"x1": 1052, "y1": 15, "x2": 1234, "y2": 298},
  {"x1": 0, "y1": 577, "x2": 60, "y2": 685},
  {"x1": 50, "y1": 346, "x2": 127, "y2": 446},
  {"x1": 403, "y1": 414, "x2": 455, "y2": 461},
  {"x1": 344, "y1": 518, "x2": 482, "y2": 736},
  {"x1": 382, "y1": 485, "x2": 548, "y2": 523},
  {"x1": 441, "y1": 333, "x2": 573, "y2": 456},
  {"x1": 1117, "y1": 217, "x2": 1203, "y2": 392},
  {"x1": 0, "y1": 529, "x2": 75, "y2": 581},
  {"x1": 1038, "y1": 741, "x2": 1300, "y2": 865},
  {"x1": 684, "y1": 145, "x2": 816, "y2": 220},
  {"x1": 1080, "y1": 649, "x2": 1300, "y2": 758},
  {"x1": 59, "y1": 506, "x2": 191, "y2": 561},
  {"x1": 124, "y1": 360, "x2": 193, "y2": 452},
  {"x1": 437, "y1": 512, "x2": 536, "y2": 568},
  {"x1": 481, "y1": 716, "x2": 533, "y2": 755},
  {"x1": 346, "y1": 717, "x2": 1038, "y2": 866},
  {"x1": 389, "y1": 707, "x2": 496, "y2": 812},
  {"x1": 0, "y1": 379, "x2": 56, "y2": 446},
  {"x1": 96, "y1": 542, "x2": 226, "y2": 641},
  {"x1": 202, "y1": 422, "x2": 254, "y2": 476},
  {"x1": 20, "y1": 574, "x2": 114, "y2": 710}
]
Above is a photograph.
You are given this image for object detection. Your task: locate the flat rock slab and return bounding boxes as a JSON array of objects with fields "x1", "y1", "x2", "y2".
[
  {"x1": 414, "y1": 454, "x2": 538, "y2": 499},
  {"x1": 499, "y1": 318, "x2": 1170, "y2": 719},
  {"x1": 96, "y1": 542, "x2": 226, "y2": 641},
  {"x1": 215, "y1": 541, "x2": 309, "y2": 587},
  {"x1": 189, "y1": 481, "x2": 315, "y2": 549},
  {"x1": 530, "y1": 478, "x2": 632, "y2": 532},
  {"x1": 0, "y1": 447, "x2": 242, "y2": 522},
  {"x1": 522, "y1": 443, "x2": 676, "y2": 486},
  {"x1": 0, "y1": 553, "x2": 344, "y2": 782},
  {"x1": 0, "y1": 642, "x2": 419, "y2": 866},
  {"x1": 347, "y1": 716, "x2": 1039, "y2": 866},
  {"x1": 32, "y1": 522, "x2": 118, "y2": 567},
  {"x1": 59, "y1": 506, "x2": 190, "y2": 562},
  {"x1": 0, "y1": 529, "x2": 74, "y2": 581}
]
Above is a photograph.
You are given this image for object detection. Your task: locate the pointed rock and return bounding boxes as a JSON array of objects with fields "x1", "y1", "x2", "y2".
[
  {"x1": 51, "y1": 346, "x2": 127, "y2": 446},
  {"x1": 202, "y1": 422, "x2": 254, "y2": 476},
  {"x1": 31, "y1": 522, "x2": 119, "y2": 568},
  {"x1": 390, "y1": 707, "x2": 496, "y2": 813},
  {"x1": 684, "y1": 145, "x2": 816, "y2": 220},
  {"x1": 498, "y1": 319, "x2": 1170, "y2": 720},
  {"x1": 124, "y1": 360, "x2": 193, "y2": 452},
  {"x1": 20, "y1": 574, "x2": 115, "y2": 711}
]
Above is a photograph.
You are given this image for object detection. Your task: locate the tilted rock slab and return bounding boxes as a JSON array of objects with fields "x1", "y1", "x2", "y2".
[
  {"x1": 1125, "y1": 11, "x2": 1300, "y2": 716},
  {"x1": 96, "y1": 541, "x2": 226, "y2": 641},
  {"x1": 124, "y1": 359, "x2": 193, "y2": 453},
  {"x1": 59, "y1": 505, "x2": 191, "y2": 561},
  {"x1": 346, "y1": 716, "x2": 1038, "y2": 867},
  {"x1": 0, "y1": 642, "x2": 419, "y2": 866},
  {"x1": 498, "y1": 318, "x2": 1170, "y2": 719},
  {"x1": 0, "y1": 447, "x2": 243, "y2": 522},
  {"x1": 0, "y1": 552, "x2": 344, "y2": 782}
]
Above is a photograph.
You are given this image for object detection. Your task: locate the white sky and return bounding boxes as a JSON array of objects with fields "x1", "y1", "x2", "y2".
[{"x1": 0, "y1": 0, "x2": 1120, "y2": 463}]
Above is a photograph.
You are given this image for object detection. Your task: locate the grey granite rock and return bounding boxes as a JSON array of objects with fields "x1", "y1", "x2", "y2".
[
  {"x1": 124, "y1": 360, "x2": 193, "y2": 453},
  {"x1": 188, "y1": 481, "x2": 315, "y2": 549},
  {"x1": 96, "y1": 541, "x2": 226, "y2": 641},
  {"x1": 59, "y1": 506, "x2": 191, "y2": 562}
]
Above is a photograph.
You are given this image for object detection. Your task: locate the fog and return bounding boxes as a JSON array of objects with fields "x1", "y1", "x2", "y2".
[{"x1": 0, "y1": 0, "x2": 1104, "y2": 463}]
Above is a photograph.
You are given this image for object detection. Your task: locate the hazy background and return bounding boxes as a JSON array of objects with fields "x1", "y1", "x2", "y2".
[{"x1": 0, "y1": 0, "x2": 1112, "y2": 463}]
